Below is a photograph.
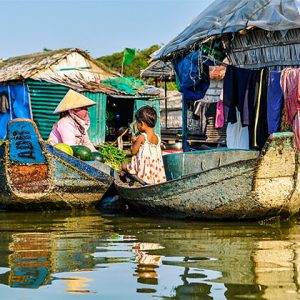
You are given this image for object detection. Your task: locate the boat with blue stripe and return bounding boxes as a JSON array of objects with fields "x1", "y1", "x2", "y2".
[{"x1": 0, "y1": 118, "x2": 116, "y2": 210}]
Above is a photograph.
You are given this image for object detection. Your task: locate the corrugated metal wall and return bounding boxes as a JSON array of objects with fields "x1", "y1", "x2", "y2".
[
  {"x1": 27, "y1": 80, "x2": 68, "y2": 139},
  {"x1": 27, "y1": 80, "x2": 106, "y2": 144},
  {"x1": 134, "y1": 99, "x2": 161, "y2": 135},
  {"x1": 83, "y1": 92, "x2": 106, "y2": 145}
]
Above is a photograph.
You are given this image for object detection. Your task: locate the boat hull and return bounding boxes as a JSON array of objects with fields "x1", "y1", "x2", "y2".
[
  {"x1": 0, "y1": 119, "x2": 115, "y2": 210},
  {"x1": 116, "y1": 133, "x2": 299, "y2": 220}
]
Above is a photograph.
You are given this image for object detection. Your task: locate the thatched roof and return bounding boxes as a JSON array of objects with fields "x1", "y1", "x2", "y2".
[
  {"x1": 141, "y1": 60, "x2": 175, "y2": 80},
  {"x1": 0, "y1": 48, "x2": 116, "y2": 82},
  {"x1": 223, "y1": 27, "x2": 300, "y2": 69},
  {"x1": 0, "y1": 48, "x2": 161, "y2": 98},
  {"x1": 153, "y1": 0, "x2": 300, "y2": 59}
]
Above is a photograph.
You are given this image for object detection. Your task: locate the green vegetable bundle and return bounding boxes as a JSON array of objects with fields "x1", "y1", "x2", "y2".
[{"x1": 98, "y1": 144, "x2": 127, "y2": 170}]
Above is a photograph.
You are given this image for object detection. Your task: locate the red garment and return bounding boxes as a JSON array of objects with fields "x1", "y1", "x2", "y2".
[
  {"x1": 73, "y1": 108, "x2": 89, "y2": 122},
  {"x1": 280, "y1": 68, "x2": 300, "y2": 125},
  {"x1": 293, "y1": 111, "x2": 300, "y2": 151}
]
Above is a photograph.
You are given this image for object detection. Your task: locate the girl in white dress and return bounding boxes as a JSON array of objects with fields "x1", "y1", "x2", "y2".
[{"x1": 127, "y1": 106, "x2": 166, "y2": 185}]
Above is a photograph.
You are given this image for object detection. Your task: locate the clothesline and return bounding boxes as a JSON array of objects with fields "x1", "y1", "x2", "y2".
[
  {"x1": 202, "y1": 54, "x2": 228, "y2": 67},
  {"x1": 204, "y1": 52, "x2": 300, "y2": 70}
]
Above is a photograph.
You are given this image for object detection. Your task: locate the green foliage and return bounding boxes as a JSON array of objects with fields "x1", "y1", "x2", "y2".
[
  {"x1": 97, "y1": 45, "x2": 160, "y2": 78},
  {"x1": 98, "y1": 144, "x2": 127, "y2": 170},
  {"x1": 97, "y1": 45, "x2": 179, "y2": 91}
]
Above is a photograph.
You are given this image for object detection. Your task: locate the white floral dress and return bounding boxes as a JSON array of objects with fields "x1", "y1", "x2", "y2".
[{"x1": 127, "y1": 133, "x2": 166, "y2": 185}]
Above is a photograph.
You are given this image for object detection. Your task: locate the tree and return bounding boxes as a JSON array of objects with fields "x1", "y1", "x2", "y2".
[
  {"x1": 96, "y1": 45, "x2": 160, "y2": 78},
  {"x1": 97, "y1": 45, "x2": 178, "y2": 90}
]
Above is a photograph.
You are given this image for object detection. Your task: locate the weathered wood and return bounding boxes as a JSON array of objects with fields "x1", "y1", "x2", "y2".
[
  {"x1": 0, "y1": 118, "x2": 115, "y2": 210},
  {"x1": 116, "y1": 132, "x2": 300, "y2": 220}
]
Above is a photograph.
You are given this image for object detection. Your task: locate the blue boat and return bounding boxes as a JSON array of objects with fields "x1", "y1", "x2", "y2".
[{"x1": 0, "y1": 118, "x2": 116, "y2": 210}]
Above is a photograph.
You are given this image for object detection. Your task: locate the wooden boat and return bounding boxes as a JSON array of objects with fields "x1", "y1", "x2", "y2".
[
  {"x1": 116, "y1": 132, "x2": 300, "y2": 220},
  {"x1": 0, "y1": 118, "x2": 116, "y2": 210}
]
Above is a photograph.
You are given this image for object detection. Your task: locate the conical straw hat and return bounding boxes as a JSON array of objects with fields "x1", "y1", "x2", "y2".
[{"x1": 53, "y1": 89, "x2": 96, "y2": 114}]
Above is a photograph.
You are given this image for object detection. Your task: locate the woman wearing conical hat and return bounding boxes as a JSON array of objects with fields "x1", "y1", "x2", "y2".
[{"x1": 48, "y1": 89, "x2": 97, "y2": 151}]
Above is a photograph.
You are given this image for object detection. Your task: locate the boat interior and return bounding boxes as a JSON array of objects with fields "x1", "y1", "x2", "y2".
[{"x1": 163, "y1": 149, "x2": 259, "y2": 181}]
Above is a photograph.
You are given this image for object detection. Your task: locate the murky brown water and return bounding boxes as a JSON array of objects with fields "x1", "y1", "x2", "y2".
[{"x1": 0, "y1": 210, "x2": 299, "y2": 299}]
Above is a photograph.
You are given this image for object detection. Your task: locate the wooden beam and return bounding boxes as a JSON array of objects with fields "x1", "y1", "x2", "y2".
[{"x1": 182, "y1": 96, "x2": 188, "y2": 151}]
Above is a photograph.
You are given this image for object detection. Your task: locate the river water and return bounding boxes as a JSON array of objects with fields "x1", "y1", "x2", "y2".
[{"x1": 0, "y1": 210, "x2": 299, "y2": 300}]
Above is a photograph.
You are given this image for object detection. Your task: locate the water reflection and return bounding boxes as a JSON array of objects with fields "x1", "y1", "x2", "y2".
[
  {"x1": 0, "y1": 211, "x2": 108, "y2": 292},
  {"x1": 132, "y1": 242, "x2": 164, "y2": 289},
  {"x1": 0, "y1": 211, "x2": 299, "y2": 299}
]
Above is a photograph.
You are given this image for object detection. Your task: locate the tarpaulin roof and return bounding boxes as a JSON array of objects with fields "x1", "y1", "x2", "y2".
[
  {"x1": 102, "y1": 77, "x2": 161, "y2": 97},
  {"x1": 153, "y1": 0, "x2": 300, "y2": 59},
  {"x1": 140, "y1": 60, "x2": 175, "y2": 80}
]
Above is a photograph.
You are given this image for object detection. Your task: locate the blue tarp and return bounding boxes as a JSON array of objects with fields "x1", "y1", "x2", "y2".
[
  {"x1": 153, "y1": 0, "x2": 300, "y2": 59},
  {"x1": 173, "y1": 50, "x2": 214, "y2": 101},
  {"x1": 0, "y1": 84, "x2": 31, "y2": 139}
]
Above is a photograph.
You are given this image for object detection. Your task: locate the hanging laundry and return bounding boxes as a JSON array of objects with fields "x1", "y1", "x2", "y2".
[
  {"x1": 193, "y1": 100, "x2": 202, "y2": 119},
  {"x1": 0, "y1": 92, "x2": 9, "y2": 114},
  {"x1": 242, "y1": 71, "x2": 260, "y2": 127},
  {"x1": 205, "y1": 102, "x2": 217, "y2": 118},
  {"x1": 281, "y1": 68, "x2": 300, "y2": 150},
  {"x1": 223, "y1": 65, "x2": 260, "y2": 125},
  {"x1": 280, "y1": 68, "x2": 300, "y2": 125},
  {"x1": 226, "y1": 108, "x2": 249, "y2": 150},
  {"x1": 193, "y1": 100, "x2": 208, "y2": 133},
  {"x1": 223, "y1": 65, "x2": 270, "y2": 150},
  {"x1": 293, "y1": 111, "x2": 300, "y2": 151},
  {"x1": 173, "y1": 50, "x2": 214, "y2": 101},
  {"x1": 267, "y1": 71, "x2": 283, "y2": 134},
  {"x1": 215, "y1": 90, "x2": 224, "y2": 128},
  {"x1": 252, "y1": 69, "x2": 269, "y2": 150}
]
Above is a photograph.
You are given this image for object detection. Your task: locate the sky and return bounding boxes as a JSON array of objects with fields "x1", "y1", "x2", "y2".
[{"x1": 0, "y1": 0, "x2": 215, "y2": 59}]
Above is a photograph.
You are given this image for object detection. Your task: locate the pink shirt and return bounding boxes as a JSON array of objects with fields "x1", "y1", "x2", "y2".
[
  {"x1": 215, "y1": 100, "x2": 224, "y2": 128},
  {"x1": 280, "y1": 68, "x2": 300, "y2": 125},
  {"x1": 49, "y1": 115, "x2": 96, "y2": 151}
]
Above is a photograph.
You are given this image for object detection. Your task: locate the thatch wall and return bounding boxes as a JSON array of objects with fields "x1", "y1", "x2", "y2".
[{"x1": 224, "y1": 28, "x2": 300, "y2": 69}]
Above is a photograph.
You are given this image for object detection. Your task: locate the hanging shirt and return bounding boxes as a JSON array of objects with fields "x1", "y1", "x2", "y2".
[
  {"x1": 173, "y1": 50, "x2": 213, "y2": 101},
  {"x1": 253, "y1": 69, "x2": 269, "y2": 149},
  {"x1": 223, "y1": 65, "x2": 260, "y2": 125},
  {"x1": 215, "y1": 91, "x2": 224, "y2": 128},
  {"x1": 293, "y1": 111, "x2": 300, "y2": 151},
  {"x1": 267, "y1": 71, "x2": 283, "y2": 134},
  {"x1": 193, "y1": 101, "x2": 208, "y2": 133},
  {"x1": 280, "y1": 68, "x2": 300, "y2": 125},
  {"x1": 226, "y1": 108, "x2": 249, "y2": 150}
]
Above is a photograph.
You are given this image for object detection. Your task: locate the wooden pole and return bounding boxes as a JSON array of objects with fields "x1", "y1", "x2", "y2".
[
  {"x1": 164, "y1": 78, "x2": 168, "y2": 129},
  {"x1": 121, "y1": 51, "x2": 124, "y2": 75},
  {"x1": 182, "y1": 95, "x2": 188, "y2": 151}
]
